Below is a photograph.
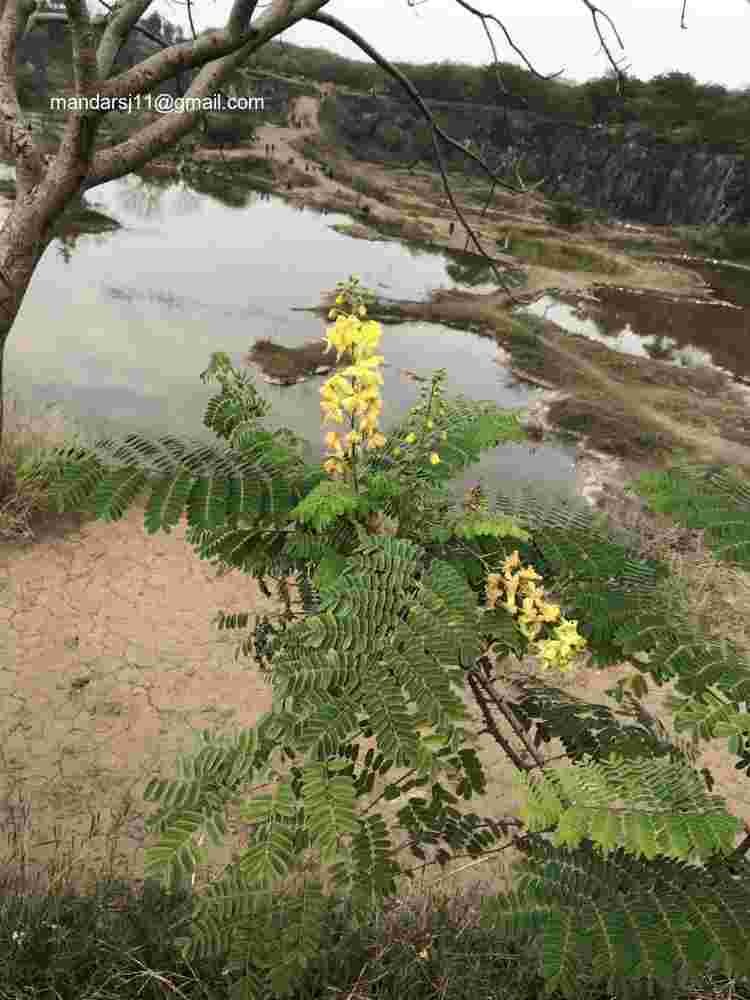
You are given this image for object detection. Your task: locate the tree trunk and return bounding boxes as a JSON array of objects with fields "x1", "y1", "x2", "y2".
[
  {"x1": 0, "y1": 203, "x2": 58, "y2": 449},
  {"x1": 0, "y1": 332, "x2": 6, "y2": 451}
]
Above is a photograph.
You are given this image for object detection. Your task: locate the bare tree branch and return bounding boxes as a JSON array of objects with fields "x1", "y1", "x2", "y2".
[
  {"x1": 226, "y1": 0, "x2": 260, "y2": 35},
  {"x1": 579, "y1": 0, "x2": 629, "y2": 95},
  {"x1": 186, "y1": 0, "x2": 197, "y2": 40},
  {"x1": 0, "y1": 0, "x2": 46, "y2": 190},
  {"x1": 471, "y1": 668, "x2": 548, "y2": 771},
  {"x1": 451, "y1": 0, "x2": 565, "y2": 83},
  {"x1": 97, "y1": 0, "x2": 156, "y2": 79},
  {"x1": 93, "y1": 22, "x2": 259, "y2": 100},
  {"x1": 23, "y1": 0, "x2": 68, "y2": 36},
  {"x1": 85, "y1": 0, "x2": 331, "y2": 188},
  {"x1": 468, "y1": 670, "x2": 531, "y2": 772},
  {"x1": 64, "y1": 0, "x2": 99, "y2": 92},
  {"x1": 96, "y1": 0, "x2": 188, "y2": 96},
  {"x1": 44, "y1": 0, "x2": 102, "y2": 197}
]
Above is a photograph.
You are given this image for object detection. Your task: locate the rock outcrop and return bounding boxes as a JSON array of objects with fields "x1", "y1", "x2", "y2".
[{"x1": 329, "y1": 92, "x2": 750, "y2": 227}]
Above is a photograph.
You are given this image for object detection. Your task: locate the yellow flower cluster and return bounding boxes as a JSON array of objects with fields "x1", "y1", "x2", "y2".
[
  {"x1": 485, "y1": 550, "x2": 587, "y2": 673},
  {"x1": 320, "y1": 306, "x2": 387, "y2": 478}
]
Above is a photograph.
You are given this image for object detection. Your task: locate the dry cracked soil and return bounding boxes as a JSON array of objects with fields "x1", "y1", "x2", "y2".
[{"x1": 0, "y1": 504, "x2": 279, "y2": 894}]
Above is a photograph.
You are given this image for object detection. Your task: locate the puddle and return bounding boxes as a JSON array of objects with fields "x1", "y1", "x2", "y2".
[{"x1": 516, "y1": 274, "x2": 750, "y2": 383}]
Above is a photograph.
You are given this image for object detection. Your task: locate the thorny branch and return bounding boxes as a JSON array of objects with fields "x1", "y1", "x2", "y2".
[
  {"x1": 467, "y1": 669, "x2": 531, "y2": 772},
  {"x1": 471, "y1": 667, "x2": 548, "y2": 771}
]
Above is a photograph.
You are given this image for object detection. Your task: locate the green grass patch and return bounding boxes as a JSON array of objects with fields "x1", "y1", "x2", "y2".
[
  {"x1": 500, "y1": 314, "x2": 549, "y2": 373},
  {"x1": 555, "y1": 411, "x2": 596, "y2": 435},
  {"x1": 674, "y1": 223, "x2": 750, "y2": 262},
  {"x1": 503, "y1": 235, "x2": 628, "y2": 274}
]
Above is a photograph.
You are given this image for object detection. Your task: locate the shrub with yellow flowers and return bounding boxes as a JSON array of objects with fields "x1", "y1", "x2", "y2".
[
  {"x1": 485, "y1": 549, "x2": 587, "y2": 673},
  {"x1": 319, "y1": 276, "x2": 449, "y2": 489},
  {"x1": 388, "y1": 367, "x2": 450, "y2": 473},
  {"x1": 319, "y1": 279, "x2": 388, "y2": 487},
  {"x1": 315, "y1": 277, "x2": 587, "y2": 673}
]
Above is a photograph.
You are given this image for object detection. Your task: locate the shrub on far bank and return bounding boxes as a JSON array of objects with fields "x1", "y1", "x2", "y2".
[
  {"x1": 544, "y1": 195, "x2": 588, "y2": 229},
  {"x1": 676, "y1": 223, "x2": 750, "y2": 262}
]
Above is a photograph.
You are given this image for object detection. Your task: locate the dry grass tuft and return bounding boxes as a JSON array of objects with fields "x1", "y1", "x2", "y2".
[{"x1": 0, "y1": 392, "x2": 92, "y2": 542}]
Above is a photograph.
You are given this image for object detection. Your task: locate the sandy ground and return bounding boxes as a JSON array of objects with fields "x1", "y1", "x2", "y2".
[{"x1": 0, "y1": 506, "x2": 278, "y2": 892}]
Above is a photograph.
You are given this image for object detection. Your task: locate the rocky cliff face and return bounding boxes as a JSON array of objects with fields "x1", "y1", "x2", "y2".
[{"x1": 329, "y1": 92, "x2": 750, "y2": 227}]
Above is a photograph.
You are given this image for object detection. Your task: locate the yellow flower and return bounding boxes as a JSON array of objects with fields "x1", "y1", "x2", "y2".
[
  {"x1": 499, "y1": 577, "x2": 520, "y2": 615},
  {"x1": 429, "y1": 452, "x2": 441, "y2": 465},
  {"x1": 335, "y1": 294, "x2": 345, "y2": 305},
  {"x1": 502, "y1": 551, "x2": 521, "y2": 576},
  {"x1": 320, "y1": 399, "x2": 344, "y2": 421},
  {"x1": 520, "y1": 580, "x2": 545, "y2": 604},
  {"x1": 426, "y1": 419, "x2": 433, "y2": 430},
  {"x1": 520, "y1": 595, "x2": 541, "y2": 619},
  {"x1": 485, "y1": 572, "x2": 503, "y2": 606},
  {"x1": 518, "y1": 565, "x2": 543, "y2": 583},
  {"x1": 367, "y1": 432, "x2": 387, "y2": 450},
  {"x1": 325, "y1": 430, "x2": 343, "y2": 451},
  {"x1": 537, "y1": 638, "x2": 562, "y2": 667},
  {"x1": 393, "y1": 447, "x2": 402, "y2": 457},
  {"x1": 519, "y1": 618, "x2": 543, "y2": 641},
  {"x1": 534, "y1": 618, "x2": 586, "y2": 672},
  {"x1": 405, "y1": 432, "x2": 416, "y2": 445},
  {"x1": 323, "y1": 374, "x2": 353, "y2": 396}
]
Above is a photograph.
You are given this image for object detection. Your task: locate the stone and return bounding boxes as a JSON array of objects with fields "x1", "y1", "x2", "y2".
[{"x1": 330, "y1": 92, "x2": 750, "y2": 226}]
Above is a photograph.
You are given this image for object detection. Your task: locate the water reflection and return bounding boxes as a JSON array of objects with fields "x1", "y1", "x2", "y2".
[
  {"x1": 518, "y1": 276, "x2": 750, "y2": 381},
  {"x1": 445, "y1": 254, "x2": 502, "y2": 288},
  {"x1": 7, "y1": 174, "x2": 578, "y2": 495},
  {"x1": 113, "y1": 176, "x2": 205, "y2": 221}
]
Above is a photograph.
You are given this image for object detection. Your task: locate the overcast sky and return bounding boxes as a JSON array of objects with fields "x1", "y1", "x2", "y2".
[{"x1": 156, "y1": 0, "x2": 750, "y2": 90}]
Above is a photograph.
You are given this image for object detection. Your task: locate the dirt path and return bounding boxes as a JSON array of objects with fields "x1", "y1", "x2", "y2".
[
  {"x1": 191, "y1": 95, "x2": 710, "y2": 302},
  {"x1": 193, "y1": 95, "x2": 410, "y2": 225}
]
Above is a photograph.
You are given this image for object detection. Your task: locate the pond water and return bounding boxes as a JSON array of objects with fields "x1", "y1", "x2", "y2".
[
  {"x1": 7, "y1": 175, "x2": 578, "y2": 499},
  {"x1": 516, "y1": 258, "x2": 750, "y2": 383}
]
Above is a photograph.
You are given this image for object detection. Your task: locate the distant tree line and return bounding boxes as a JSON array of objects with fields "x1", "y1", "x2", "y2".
[
  {"x1": 250, "y1": 40, "x2": 750, "y2": 155},
  {"x1": 18, "y1": 16, "x2": 750, "y2": 156}
]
